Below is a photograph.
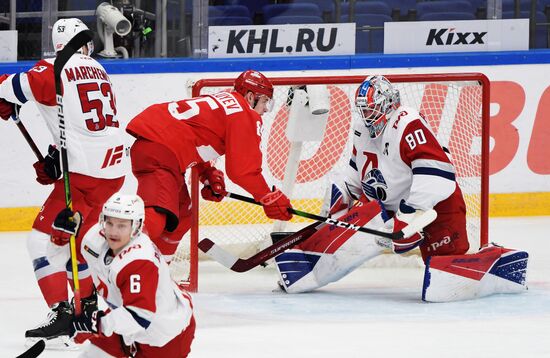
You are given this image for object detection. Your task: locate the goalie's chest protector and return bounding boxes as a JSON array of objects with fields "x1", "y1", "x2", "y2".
[{"x1": 353, "y1": 107, "x2": 423, "y2": 212}]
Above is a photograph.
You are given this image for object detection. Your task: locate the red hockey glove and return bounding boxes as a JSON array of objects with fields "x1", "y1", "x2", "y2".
[
  {"x1": 199, "y1": 166, "x2": 226, "y2": 194},
  {"x1": 201, "y1": 186, "x2": 225, "y2": 202},
  {"x1": 260, "y1": 188, "x2": 293, "y2": 221},
  {"x1": 0, "y1": 98, "x2": 14, "y2": 120},
  {"x1": 51, "y1": 208, "x2": 82, "y2": 246},
  {"x1": 391, "y1": 200, "x2": 424, "y2": 254},
  {"x1": 70, "y1": 309, "x2": 105, "y2": 338},
  {"x1": 199, "y1": 166, "x2": 227, "y2": 202},
  {"x1": 33, "y1": 145, "x2": 61, "y2": 185}
]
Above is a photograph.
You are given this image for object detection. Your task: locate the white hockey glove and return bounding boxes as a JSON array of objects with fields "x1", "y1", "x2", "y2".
[{"x1": 390, "y1": 200, "x2": 426, "y2": 254}]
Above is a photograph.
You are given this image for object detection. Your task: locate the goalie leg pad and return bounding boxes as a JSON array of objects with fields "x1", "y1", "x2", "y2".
[
  {"x1": 422, "y1": 244, "x2": 529, "y2": 302},
  {"x1": 420, "y1": 205, "x2": 469, "y2": 262},
  {"x1": 276, "y1": 201, "x2": 386, "y2": 293}
]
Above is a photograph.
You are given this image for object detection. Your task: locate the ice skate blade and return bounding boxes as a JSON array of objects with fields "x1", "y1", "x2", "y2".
[{"x1": 25, "y1": 335, "x2": 79, "y2": 351}]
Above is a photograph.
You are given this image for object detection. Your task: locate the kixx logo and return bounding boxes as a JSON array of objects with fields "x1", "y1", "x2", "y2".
[{"x1": 426, "y1": 28, "x2": 487, "y2": 46}]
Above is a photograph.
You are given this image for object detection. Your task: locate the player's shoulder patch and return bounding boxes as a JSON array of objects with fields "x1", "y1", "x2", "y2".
[
  {"x1": 83, "y1": 244, "x2": 99, "y2": 258},
  {"x1": 81, "y1": 224, "x2": 106, "y2": 258},
  {"x1": 352, "y1": 120, "x2": 367, "y2": 137}
]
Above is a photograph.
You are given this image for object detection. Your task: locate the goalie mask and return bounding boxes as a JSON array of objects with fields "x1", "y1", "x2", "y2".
[
  {"x1": 100, "y1": 193, "x2": 145, "y2": 240},
  {"x1": 234, "y1": 70, "x2": 274, "y2": 111},
  {"x1": 52, "y1": 18, "x2": 94, "y2": 55},
  {"x1": 355, "y1": 75, "x2": 400, "y2": 138}
]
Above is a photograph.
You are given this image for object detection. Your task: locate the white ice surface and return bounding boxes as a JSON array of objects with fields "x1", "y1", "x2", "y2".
[{"x1": 1, "y1": 217, "x2": 549, "y2": 358}]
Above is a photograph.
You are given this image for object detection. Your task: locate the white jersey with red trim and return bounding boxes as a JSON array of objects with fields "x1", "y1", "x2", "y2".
[
  {"x1": 327, "y1": 105, "x2": 457, "y2": 213},
  {"x1": 0, "y1": 54, "x2": 127, "y2": 179},
  {"x1": 80, "y1": 223, "x2": 193, "y2": 347}
]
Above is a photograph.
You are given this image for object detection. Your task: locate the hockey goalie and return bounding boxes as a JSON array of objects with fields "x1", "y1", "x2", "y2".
[{"x1": 273, "y1": 75, "x2": 529, "y2": 302}]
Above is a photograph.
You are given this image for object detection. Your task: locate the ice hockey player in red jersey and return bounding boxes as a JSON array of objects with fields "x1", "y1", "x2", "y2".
[
  {"x1": 49, "y1": 193, "x2": 195, "y2": 357},
  {"x1": 274, "y1": 75, "x2": 528, "y2": 300},
  {"x1": 126, "y1": 70, "x2": 293, "y2": 259},
  {"x1": 0, "y1": 18, "x2": 127, "y2": 344}
]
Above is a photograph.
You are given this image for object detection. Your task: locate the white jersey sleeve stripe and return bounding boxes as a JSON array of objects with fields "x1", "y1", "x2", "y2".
[
  {"x1": 12, "y1": 73, "x2": 30, "y2": 104},
  {"x1": 411, "y1": 158, "x2": 455, "y2": 173},
  {"x1": 411, "y1": 159, "x2": 456, "y2": 181}
]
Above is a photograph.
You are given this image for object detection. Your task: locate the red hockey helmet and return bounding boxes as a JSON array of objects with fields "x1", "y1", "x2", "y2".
[{"x1": 234, "y1": 70, "x2": 274, "y2": 100}]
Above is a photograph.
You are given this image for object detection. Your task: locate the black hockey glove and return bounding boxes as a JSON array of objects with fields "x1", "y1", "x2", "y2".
[
  {"x1": 33, "y1": 145, "x2": 61, "y2": 185},
  {"x1": 70, "y1": 309, "x2": 105, "y2": 337},
  {"x1": 44, "y1": 144, "x2": 61, "y2": 180},
  {"x1": 51, "y1": 209, "x2": 82, "y2": 246}
]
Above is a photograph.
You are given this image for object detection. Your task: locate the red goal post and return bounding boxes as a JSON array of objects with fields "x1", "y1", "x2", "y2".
[{"x1": 172, "y1": 73, "x2": 491, "y2": 292}]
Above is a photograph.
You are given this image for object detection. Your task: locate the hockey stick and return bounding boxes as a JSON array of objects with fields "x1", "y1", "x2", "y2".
[
  {"x1": 226, "y1": 192, "x2": 437, "y2": 240},
  {"x1": 200, "y1": 193, "x2": 437, "y2": 272},
  {"x1": 16, "y1": 339, "x2": 45, "y2": 358},
  {"x1": 54, "y1": 29, "x2": 94, "y2": 316},
  {"x1": 11, "y1": 105, "x2": 44, "y2": 161},
  {"x1": 199, "y1": 222, "x2": 322, "y2": 272}
]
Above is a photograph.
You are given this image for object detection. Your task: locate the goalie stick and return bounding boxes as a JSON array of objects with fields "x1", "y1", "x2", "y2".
[
  {"x1": 54, "y1": 29, "x2": 94, "y2": 316},
  {"x1": 200, "y1": 194, "x2": 437, "y2": 272},
  {"x1": 16, "y1": 340, "x2": 45, "y2": 358},
  {"x1": 199, "y1": 222, "x2": 322, "y2": 272},
  {"x1": 226, "y1": 192, "x2": 437, "y2": 240}
]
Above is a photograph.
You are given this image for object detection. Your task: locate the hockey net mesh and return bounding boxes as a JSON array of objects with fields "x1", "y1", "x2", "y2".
[{"x1": 170, "y1": 74, "x2": 488, "y2": 289}]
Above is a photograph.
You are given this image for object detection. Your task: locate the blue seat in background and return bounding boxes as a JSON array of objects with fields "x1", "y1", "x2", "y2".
[
  {"x1": 341, "y1": 1, "x2": 393, "y2": 17},
  {"x1": 266, "y1": 15, "x2": 324, "y2": 25},
  {"x1": 262, "y1": 3, "x2": 322, "y2": 22},
  {"x1": 384, "y1": 0, "x2": 418, "y2": 19},
  {"x1": 415, "y1": 1, "x2": 475, "y2": 19},
  {"x1": 418, "y1": 12, "x2": 477, "y2": 21},
  {"x1": 287, "y1": 0, "x2": 335, "y2": 14},
  {"x1": 342, "y1": 13, "x2": 392, "y2": 53},
  {"x1": 222, "y1": 0, "x2": 271, "y2": 19},
  {"x1": 502, "y1": 0, "x2": 544, "y2": 12},
  {"x1": 209, "y1": 16, "x2": 253, "y2": 26},
  {"x1": 209, "y1": 5, "x2": 251, "y2": 19},
  {"x1": 503, "y1": 10, "x2": 548, "y2": 48},
  {"x1": 288, "y1": 0, "x2": 335, "y2": 21}
]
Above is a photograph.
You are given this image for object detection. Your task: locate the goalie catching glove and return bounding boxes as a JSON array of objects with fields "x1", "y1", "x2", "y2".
[
  {"x1": 390, "y1": 200, "x2": 425, "y2": 254},
  {"x1": 260, "y1": 187, "x2": 293, "y2": 221},
  {"x1": 33, "y1": 144, "x2": 61, "y2": 185},
  {"x1": 51, "y1": 208, "x2": 82, "y2": 246},
  {"x1": 70, "y1": 309, "x2": 105, "y2": 337},
  {"x1": 198, "y1": 165, "x2": 227, "y2": 202}
]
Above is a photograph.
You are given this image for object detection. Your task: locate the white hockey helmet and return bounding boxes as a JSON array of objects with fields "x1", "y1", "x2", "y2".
[
  {"x1": 100, "y1": 193, "x2": 145, "y2": 239},
  {"x1": 52, "y1": 18, "x2": 94, "y2": 54},
  {"x1": 355, "y1": 75, "x2": 400, "y2": 138}
]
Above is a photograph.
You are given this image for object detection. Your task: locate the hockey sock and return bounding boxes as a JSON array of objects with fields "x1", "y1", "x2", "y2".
[{"x1": 36, "y1": 269, "x2": 68, "y2": 307}]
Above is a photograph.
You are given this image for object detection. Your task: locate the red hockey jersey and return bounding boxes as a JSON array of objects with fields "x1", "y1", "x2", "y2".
[{"x1": 127, "y1": 90, "x2": 271, "y2": 200}]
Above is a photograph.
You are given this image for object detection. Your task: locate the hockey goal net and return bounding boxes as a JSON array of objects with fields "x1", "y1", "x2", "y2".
[{"x1": 171, "y1": 73, "x2": 490, "y2": 292}]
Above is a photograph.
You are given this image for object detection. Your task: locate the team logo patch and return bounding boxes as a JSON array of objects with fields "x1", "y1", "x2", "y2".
[{"x1": 361, "y1": 168, "x2": 388, "y2": 201}]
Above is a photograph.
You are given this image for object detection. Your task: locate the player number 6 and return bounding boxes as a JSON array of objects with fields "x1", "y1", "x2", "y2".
[{"x1": 130, "y1": 274, "x2": 141, "y2": 293}]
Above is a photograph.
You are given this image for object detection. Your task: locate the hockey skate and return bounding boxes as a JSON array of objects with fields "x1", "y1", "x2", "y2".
[{"x1": 25, "y1": 301, "x2": 78, "y2": 350}]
